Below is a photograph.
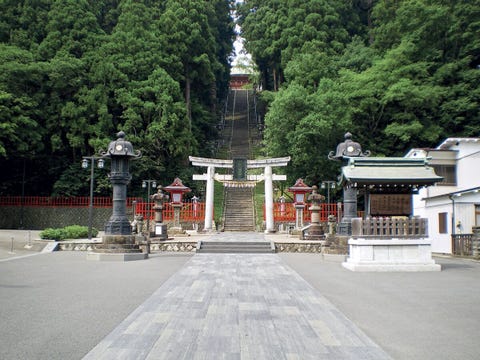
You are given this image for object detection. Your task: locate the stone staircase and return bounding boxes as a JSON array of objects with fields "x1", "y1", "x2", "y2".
[
  {"x1": 196, "y1": 240, "x2": 274, "y2": 253},
  {"x1": 223, "y1": 186, "x2": 255, "y2": 231}
]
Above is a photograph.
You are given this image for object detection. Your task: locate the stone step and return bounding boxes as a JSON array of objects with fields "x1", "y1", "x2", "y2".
[
  {"x1": 196, "y1": 241, "x2": 274, "y2": 253},
  {"x1": 224, "y1": 217, "x2": 254, "y2": 221},
  {"x1": 224, "y1": 219, "x2": 254, "y2": 224},
  {"x1": 224, "y1": 213, "x2": 253, "y2": 218},
  {"x1": 223, "y1": 227, "x2": 255, "y2": 232},
  {"x1": 223, "y1": 185, "x2": 255, "y2": 231}
]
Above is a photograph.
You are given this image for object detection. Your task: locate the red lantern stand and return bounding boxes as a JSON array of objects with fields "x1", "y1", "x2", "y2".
[
  {"x1": 164, "y1": 178, "x2": 191, "y2": 234},
  {"x1": 288, "y1": 178, "x2": 312, "y2": 233}
]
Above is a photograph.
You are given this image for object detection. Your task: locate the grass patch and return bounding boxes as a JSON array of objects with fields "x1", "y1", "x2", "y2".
[
  {"x1": 214, "y1": 180, "x2": 225, "y2": 227},
  {"x1": 253, "y1": 181, "x2": 265, "y2": 230}
]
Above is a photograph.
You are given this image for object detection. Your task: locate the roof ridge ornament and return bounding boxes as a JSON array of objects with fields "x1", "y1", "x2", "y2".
[{"x1": 328, "y1": 132, "x2": 370, "y2": 161}]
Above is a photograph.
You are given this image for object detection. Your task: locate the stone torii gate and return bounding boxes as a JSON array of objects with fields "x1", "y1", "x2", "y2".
[{"x1": 189, "y1": 156, "x2": 290, "y2": 232}]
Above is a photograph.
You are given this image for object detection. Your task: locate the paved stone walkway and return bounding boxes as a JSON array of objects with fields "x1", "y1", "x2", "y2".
[{"x1": 84, "y1": 252, "x2": 391, "y2": 359}]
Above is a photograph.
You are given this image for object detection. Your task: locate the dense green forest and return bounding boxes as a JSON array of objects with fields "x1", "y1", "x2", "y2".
[
  {"x1": 238, "y1": 0, "x2": 480, "y2": 185},
  {"x1": 0, "y1": 0, "x2": 235, "y2": 197},
  {"x1": 1, "y1": 0, "x2": 479, "y2": 198}
]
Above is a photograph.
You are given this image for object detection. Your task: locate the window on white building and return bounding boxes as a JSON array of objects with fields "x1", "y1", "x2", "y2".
[
  {"x1": 439, "y1": 212, "x2": 448, "y2": 234},
  {"x1": 476, "y1": 205, "x2": 480, "y2": 226},
  {"x1": 432, "y1": 165, "x2": 457, "y2": 186}
]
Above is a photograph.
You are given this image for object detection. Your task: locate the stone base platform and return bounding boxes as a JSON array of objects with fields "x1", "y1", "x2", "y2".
[
  {"x1": 342, "y1": 237, "x2": 441, "y2": 272},
  {"x1": 86, "y1": 234, "x2": 148, "y2": 261},
  {"x1": 86, "y1": 252, "x2": 148, "y2": 261}
]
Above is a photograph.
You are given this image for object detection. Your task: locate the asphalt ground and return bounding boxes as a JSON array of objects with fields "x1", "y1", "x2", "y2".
[
  {"x1": 279, "y1": 253, "x2": 480, "y2": 360},
  {"x1": 1, "y1": 231, "x2": 479, "y2": 359},
  {"x1": 0, "y1": 251, "x2": 193, "y2": 360},
  {"x1": 0, "y1": 230, "x2": 44, "y2": 260}
]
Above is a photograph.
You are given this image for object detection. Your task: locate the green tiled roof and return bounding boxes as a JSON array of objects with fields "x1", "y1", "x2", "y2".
[{"x1": 341, "y1": 157, "x2": 443, "y2": 185}]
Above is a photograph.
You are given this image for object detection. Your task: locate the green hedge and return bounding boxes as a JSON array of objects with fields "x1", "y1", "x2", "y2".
[{"x1": 40, "y1": 225, "x2": 98, "y2": 241}]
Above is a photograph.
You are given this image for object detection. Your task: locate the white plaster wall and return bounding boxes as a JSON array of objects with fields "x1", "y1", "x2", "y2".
[
  {"x1": 452, "y1": 143, "x2": 480, "y2": 189},
  {"x1": 422, "y1": 202, "x2": 452, "y2": 254},
  {"x1": 411, "y1": 141, "x2": 480, "y2": 254},
  {"x1": 455, "y1": 198, "x2": 480, "y2": 232}
]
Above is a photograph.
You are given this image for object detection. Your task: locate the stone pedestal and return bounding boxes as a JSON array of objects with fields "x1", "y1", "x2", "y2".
[
  {"x1": 302, "y1": 186, "x2": 325, "y2": 240},
  {"x1": 294, "y1": 205, "x2": 305, "y2": 230},
  {"x1": 88, "y1": 234, "x2": 148, "y2": 261},
  {"x1": 342, "y1": 237, "x2": 441, "y2": 272},
  {"x1": 153, "y1": 223, "x2": 168, "y2": 240},
  {"x1": 169, "y1": 203, "x2": 185, "y2": 234},
  {"x1": 302, "y1": 209, "x2": 325, "y2": 240}
]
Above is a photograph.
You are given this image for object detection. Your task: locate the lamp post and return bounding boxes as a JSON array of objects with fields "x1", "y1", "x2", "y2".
[
  {"x1": 142, "y1": 179, "x2": 157, "y2": 237},
  {"x1": 321, "y1": 180, "x2": 336, "y2": 213},
  {"x1": 82, "y1": 156, "x2": 105, "y2": 240}
]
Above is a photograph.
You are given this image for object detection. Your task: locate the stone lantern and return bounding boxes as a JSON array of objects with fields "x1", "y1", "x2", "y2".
[
  {"x1": 151, "y1": 185, "x2": 169, "y2": 240},
  {"x1": 164, "y1": 177, "x2": 191, "y2": 233},
  {"x1": 288, "y1": 178, "x2": 312, "y2": 232},
  {"x1": 87, "y1": 131, "x2": 146, "y2": 261},
  {"x1": 303, "y1": 185, "x2": 325, "y2": 240},
  {"x1": 328, "y1": 132, "x2": 370, "y2": 235}
]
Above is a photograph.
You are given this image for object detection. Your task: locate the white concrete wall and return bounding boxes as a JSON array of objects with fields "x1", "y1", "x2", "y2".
[
  {"x1": 410, "y1": 139, "x2": 480, "y2": 254},
  {"x1": 456, "y1": 146, "x2": 480, "y2": 190},
  {"x1": 422, "y1": 201, "x2": 452, "y2": 254}
]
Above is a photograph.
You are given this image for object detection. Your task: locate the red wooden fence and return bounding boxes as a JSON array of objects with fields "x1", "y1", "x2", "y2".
[
  {"x1": 0, "y1": 196, "x2": 141, "y2": 207},
  {"x1": 1, "y1": 196, "x2": 357, "y2": 223},
  {"x1": 266, "y1": 202, "x2": 341, "y2": 222},
  {"x1": 134, "y1": 201, "x2": 206, "y2": 222}
]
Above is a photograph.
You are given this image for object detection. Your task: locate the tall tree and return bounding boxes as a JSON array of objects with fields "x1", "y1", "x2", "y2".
[{"x1": 0, "y1": 0, "x2": 235, "y2": 196}]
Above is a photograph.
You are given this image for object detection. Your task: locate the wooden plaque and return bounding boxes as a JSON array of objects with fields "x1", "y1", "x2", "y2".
[{"x1": 370, "y1": 194, "x2": 412, "y2": 216}]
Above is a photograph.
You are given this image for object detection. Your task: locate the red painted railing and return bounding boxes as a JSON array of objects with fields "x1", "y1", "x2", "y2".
[
  {"x1": 266, "y1": 202, "x2": 341, "y2": 222},
  {"x1": 2, "y1": 196, "x2": 364, "y2": 224},
  {"x1": 0, "y1": 196, "x2": 141, "y2": 207},
  {"x1": 134, "y1": 200, "x2": 206, "y2": 222}
]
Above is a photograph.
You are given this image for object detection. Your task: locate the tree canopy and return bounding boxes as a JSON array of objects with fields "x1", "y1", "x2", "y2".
[
  {"x1": 238, "y1": 0, "x2": 480, "y2": 185},
  {"x1": 0, "y1": 0, "x2": 235, "y2": 196},
  {"x1": 1, "y1": 0, "x2": 479, "y2": 198}
]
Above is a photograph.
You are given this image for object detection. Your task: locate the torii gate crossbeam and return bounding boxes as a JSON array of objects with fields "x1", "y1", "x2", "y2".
[{"x1": 189, "y1": 156, "x2": 290, "y2": 232}]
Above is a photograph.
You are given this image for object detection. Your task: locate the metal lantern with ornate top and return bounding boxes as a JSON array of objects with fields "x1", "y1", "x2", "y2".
[
  {"x1": 328, "y1": 132, "x2": 370, "y2": 235},
  {"x1": 101, "y1": 131, "x2": 142, "y2": 235}
]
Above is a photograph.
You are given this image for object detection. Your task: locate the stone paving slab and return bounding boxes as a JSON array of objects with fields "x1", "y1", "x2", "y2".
[{"x1": 83, "y1": 253, "x2": 391, "y2": 359}]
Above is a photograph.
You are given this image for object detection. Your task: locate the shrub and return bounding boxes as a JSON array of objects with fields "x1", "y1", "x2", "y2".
[
  {"x1": 40, "y1": 228, "x2": 66, "y2": 241},
  {"x1": 40, "y1": 225, "x2": 98, "y2": 240}
]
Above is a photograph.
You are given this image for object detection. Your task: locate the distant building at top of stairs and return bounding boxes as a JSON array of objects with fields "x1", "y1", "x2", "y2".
[{"x1": 230, "y1": 73, "x2": 250, "y2": 89}]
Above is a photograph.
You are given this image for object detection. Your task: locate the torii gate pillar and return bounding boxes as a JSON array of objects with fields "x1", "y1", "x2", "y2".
[
  {"x1": 264, "y1": 165, "x2": 275, "y2": 233},
  {"x1": 205, "y1": 166, "x2": 215, "y2": 231},
  {"x1": 190, "y1": 156, "x2": 290, "y2": 233}
]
